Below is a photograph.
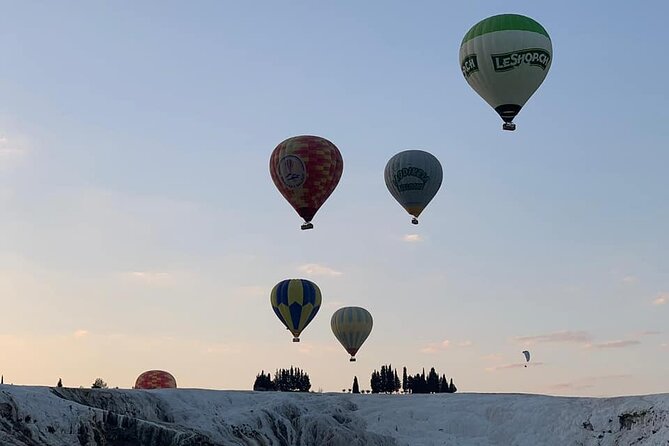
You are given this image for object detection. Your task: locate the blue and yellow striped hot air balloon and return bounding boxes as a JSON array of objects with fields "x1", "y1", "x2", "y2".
[
  {"x1": 270, "y1": 279, "x2": 322, "y2": 342},
  {"x1": 331, "y1": 307, "x2": 373, "y2": 362}
]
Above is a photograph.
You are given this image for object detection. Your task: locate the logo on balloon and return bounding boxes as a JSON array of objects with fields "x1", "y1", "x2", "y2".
[
  {"x1": 392, "y1": 167, "x2": 429, "y2": 192},
  {"x1": 278, "y1": 155, "x2": 306, "y2": 188},
  {"x1": 491, "y1": 48, "x2": 550, "y2": 72},
  {"x1": 461, "y1": 54, "x2": 479, "y2": 78}
]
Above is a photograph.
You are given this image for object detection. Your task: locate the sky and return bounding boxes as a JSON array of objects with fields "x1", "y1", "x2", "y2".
[{"x1": 0, "y1": 1, "x2": 667, "y2": 396}]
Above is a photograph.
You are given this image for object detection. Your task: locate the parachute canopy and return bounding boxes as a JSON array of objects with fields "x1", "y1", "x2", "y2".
[
  {"x1": 135, "y1": 370, "x2": 177, "y2": 389},
  {"x1": 331, "y1": 306, "x2": 373, "y2": 362},
  {"x1": 522, "y1": 350, "x2": 530, "y2": 362},
  {"x1": 269, "y1": 135, "x2": 343, "y2": 230},
  {"x1": 271, "y1": 279, "x2": 322, "y2": 342},
  {"x1": 384, "y1": 150, "x2": 443, "y2": 224},
  {"x1": 459, "y1": 14, "x2": 552, "y2": 130}
]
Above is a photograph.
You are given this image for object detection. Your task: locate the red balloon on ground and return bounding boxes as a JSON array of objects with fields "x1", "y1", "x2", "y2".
[{"x1": 134, "y1": 370, "x2": 177, "y2": 389}]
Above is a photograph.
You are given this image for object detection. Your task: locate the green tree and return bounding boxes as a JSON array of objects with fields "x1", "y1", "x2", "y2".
[
  {"x1": 427, "y1": 367, "x2": 440, "y2": 393},
  {"x1": 449, "y1": 378, "x2": 457, "y2": 394},
  {"x1": 370, "y1": 370, "x2": 381, "y2": 393},
  {"x1": 271, "y1": 367, "x2": 311, "y2": 392},
  {"x1": 352, "y1": 376, "x2": 360, "y2": 394},
  {"x1": 91, "y1": 378, "x2": 108, "y2": 389}
]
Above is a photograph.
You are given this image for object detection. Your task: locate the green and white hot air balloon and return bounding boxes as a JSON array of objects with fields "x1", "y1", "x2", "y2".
[
  {"x1": 385, "y1": 150, "x2": 443, "y2": 225},
  {"x1": 459, "y1": 14, "x2": 552, "y2": 131}
]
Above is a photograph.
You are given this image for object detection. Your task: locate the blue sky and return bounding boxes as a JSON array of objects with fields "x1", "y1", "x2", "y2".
[{"x1": 0, "y1": 1, "x2": 667, "y2": 395}]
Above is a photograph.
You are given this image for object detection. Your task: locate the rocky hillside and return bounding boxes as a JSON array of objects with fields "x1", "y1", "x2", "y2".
[{"x1": 0, "y1": 385, "x2": 667, "y2": 445}]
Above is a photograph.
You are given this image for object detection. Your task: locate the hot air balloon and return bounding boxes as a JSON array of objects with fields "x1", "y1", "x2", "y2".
[
  {"x1": 270, "y1": 135, "x2": 343, "y2": 230},
  {"x1": 331, "y1": 306, "x2": 373, "y2": 362},
  {"x1": 134, "y1": 370, "x2": 177, "y2": 389},
  {"x1": 384, "y1": 150, "x2": 443, "y2": 224},
  {"x1": 459, "y1": 14, "x2": 552, "y2": 131},
  {"x1": 270, "y1": 279, "x2": 322, "y2": 342},
  {"x1": 522, "y1": 350, "x2": 530, "y2": 367}
]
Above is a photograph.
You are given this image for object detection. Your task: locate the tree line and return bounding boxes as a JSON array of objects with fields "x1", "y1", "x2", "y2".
[
  {"x1": 369, "y1": 365, "x2": 457, "y2": 394},
  {"x1": 251, "y1": 364, "x2": 457, "y2": 394},
  {"x1": 253, "y1": 367, "x2": 311, "y2": 392}
]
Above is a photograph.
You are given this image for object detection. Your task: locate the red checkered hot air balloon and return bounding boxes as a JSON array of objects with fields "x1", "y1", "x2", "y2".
[
  {"x1": 134, "y1": 370, "x2": 177, "y2": 389},
  {"x1": 270, "y1": 135, "x2": 343, "y2": 230}
]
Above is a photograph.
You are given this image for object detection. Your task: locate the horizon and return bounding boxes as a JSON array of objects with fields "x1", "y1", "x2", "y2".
[{"x1": 1, "y1": 1, "x2": 667, "y2": 397}]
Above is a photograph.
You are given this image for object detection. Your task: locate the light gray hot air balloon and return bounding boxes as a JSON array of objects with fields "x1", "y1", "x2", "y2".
[
  {"x1": 384, "y1": 150, "x2": 443, "y2": 225},
  {"x1": 459, "y1": 14, "x2": 553, "y2": 131},
  {"x1": 331, "y1": 307, "x2": 373, "y2": 362}
]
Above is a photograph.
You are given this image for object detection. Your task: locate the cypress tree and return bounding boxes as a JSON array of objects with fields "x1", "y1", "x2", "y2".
[
  {"x1": 439, "y1": 374, "x2": 448, "y2": 393},
  {"x1": 402, "y1": 367, "x2": 408, "y2": 393},
  {"x1": 370, "y1": 370, "x2": 381, "y2": 393},
  {"x1": 352, "y1": 376, "x2": 360, "y2": 394},
  {"x1": 427, "y1": 367, "x2": 439, "y2": 393}
]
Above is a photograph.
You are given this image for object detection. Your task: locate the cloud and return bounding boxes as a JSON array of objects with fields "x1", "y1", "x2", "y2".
[
  {"x1": 486, "y1": 362, "x2": 544, "y2": 372},
  {"x1": 636, "y1": 330, "x2": 661, "y2": 336},
  {"x1": 420, "y1": 340, "x2": 449, "y2": 354},
  {"x1": 323, "y1": 300, "x2": 346, "y2": 309},
  {"x1": 622, "y1": 275, "x2": 638, "y2": 284},
  {"x1": 481, "y1": 354, "x2": 503, "y2": 362},
  {"x1": 126, "y1": 271, "x2": 173, "y2": 286},
  {"x1": 0, "y1": 135, "x2": 28, "y2": 170},
  {"x1": 515, "y1": 331, "x2": 592, "y2": 345},
  {"x1": 585, "y1": 340, "x2": 641, "y2": 349},
  {"x1": 297, "y1": 263, "x2": 342, "y2": 277},
  {"x1": 661, "y1": 343, "x2": 668, "y2": 349},
  {"x1": 652, "y1": 293, "x2": 668, "y2": 305},
  {"x1": 73, "y1": 330, "x2": 89, "y2": 338},
  {"x1": 235, "y1": 285, "x2": 267, "y2": 298},
  {"x1": 420, "y1": 339, "x2": 471, "y2": 354},
  {"x1": 549, "y1": 374, "x2": 631, "y2": 392},
  {"x1": 550, "y1": 382, "x2": 595, "y2": 391},
  {"x1": 201, "y1": 343, "x2": 241, "y2": 355},
  {"x1": 402, "y1": 234, "x2": 423, "y2": 242}
]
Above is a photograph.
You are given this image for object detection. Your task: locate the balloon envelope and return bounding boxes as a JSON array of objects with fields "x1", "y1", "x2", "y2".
[
  {"x1": 384, "y1": 150, "x2": 443, "y2": 224},
  {"x1": 269, "y1": 135, "x2": 343, "y2": 229},
  {"x1": 459, "y1": 14, "x2": 552, "y2": 130},
  {"x1": 331, "y1": 306, "x2": 373, "y2": 361},
  {"x1": 271, "y1": 279, "x2": 322, "y2": 342},
  {"x1": 135, "y1": 370, "x2": 177, "y2": 389}
]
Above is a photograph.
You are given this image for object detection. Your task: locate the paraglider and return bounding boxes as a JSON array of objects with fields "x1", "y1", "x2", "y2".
[
  {"x1": 134, "y1": 370, "x2": 177, "y2": 389},
  {"x1": 269, "y1": 135, "x2": 344, "y2": 230},
  {"x1": 384, "y1": 150, "x2": 443, "y2": 224},
  {"x1": 459, "y1": 14, "x2": 553, "y2": 131},
  {"x1": 331, "y1": 306, "x2": 373, "y2": 362},
  {"x1": 522, "y1": 350, "x2": 530, "y2": 367},
  {"x1": 270, "y1": 279, "x2": 322, "y2": 342}
]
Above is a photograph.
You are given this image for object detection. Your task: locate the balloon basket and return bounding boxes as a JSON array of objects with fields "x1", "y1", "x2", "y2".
[
  {"x1": 301, "y1": 222, "x2": 314, "y2": 230},
  {"x1": 350, "y1": 357, "x2": 356, "y2": 362},
  {"x1": 411, "y1": 218, "x2": 419, "y2": 225},
  {"x1": 292, "y1": 337, "x2": 300, "y2": 342},
  {"x1": 502, "y1": 122, "x2": 516, "y2": 131}
]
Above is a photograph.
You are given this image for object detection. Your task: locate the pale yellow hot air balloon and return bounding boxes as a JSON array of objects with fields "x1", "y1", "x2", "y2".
[{"x1": 331, "y1": 307, "x2": 373, "y2": 362}]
